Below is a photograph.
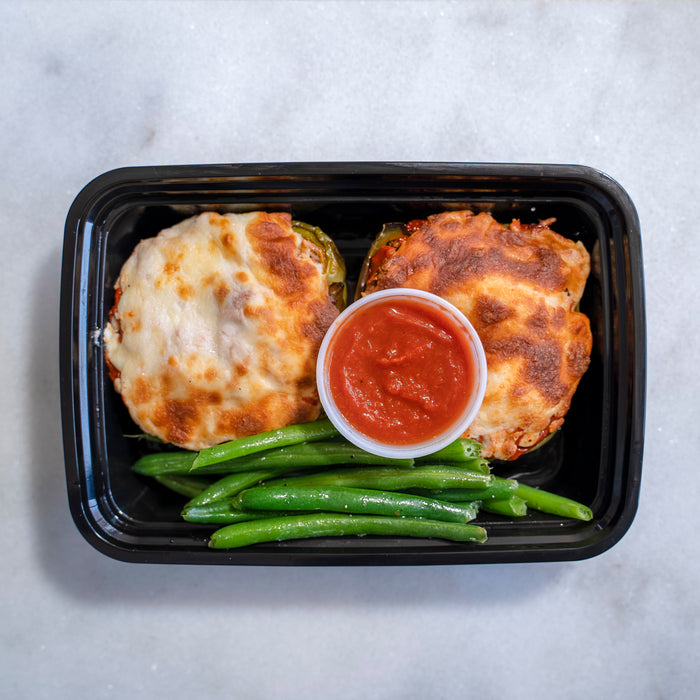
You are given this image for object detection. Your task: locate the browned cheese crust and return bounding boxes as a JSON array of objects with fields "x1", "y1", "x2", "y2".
[
  {"x1": 364, "y1": 210, "x2": 593, "y2": 460},
  {"x1": 104, "y1": 211, "x2": 339, "y2": 451}
]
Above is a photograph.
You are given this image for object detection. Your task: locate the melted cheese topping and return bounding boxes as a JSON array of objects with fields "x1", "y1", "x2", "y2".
[
  {"x1": 364, "y1": 210, "x2": 593, "y2": 460},
  {"x1": 104, "y1": 211, "x2": 338, "y2": 450}
]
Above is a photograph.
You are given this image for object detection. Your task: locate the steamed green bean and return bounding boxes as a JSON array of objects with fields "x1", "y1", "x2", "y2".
[
  {"x1": 235, "y1": 485, "x2": 480, "y2": 523},
  {"x1": 192, "y1": 418, "x2": 339, "y2": 468},
  {"x1": 260, "y1": 464, "x2": 493, "y2": 492},
  {"x1": 208, "y1": 513, "x2": 488, "y2": 549},
  {"x1": 189, "y1": 440, "x2": 414, "y2": 475}
]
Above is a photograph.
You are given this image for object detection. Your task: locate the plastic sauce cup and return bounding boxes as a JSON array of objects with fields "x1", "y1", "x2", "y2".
[{"x1": 316, "y1": 288, "x2": 487, "y2": 458}]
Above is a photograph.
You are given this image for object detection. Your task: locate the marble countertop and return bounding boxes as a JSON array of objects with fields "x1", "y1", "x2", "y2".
[{"x1": 2, "y1": 1, "x2": 698, "y2": 698}]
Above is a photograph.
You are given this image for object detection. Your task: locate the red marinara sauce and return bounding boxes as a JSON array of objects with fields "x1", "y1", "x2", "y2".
[{"x1": 325, "y1": 296, "x2": 477, "y2": 446}]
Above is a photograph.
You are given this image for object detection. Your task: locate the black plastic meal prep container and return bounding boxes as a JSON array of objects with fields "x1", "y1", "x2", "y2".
[{"x1": 60, "y1": 162, "x2": 645, "y2": 565}]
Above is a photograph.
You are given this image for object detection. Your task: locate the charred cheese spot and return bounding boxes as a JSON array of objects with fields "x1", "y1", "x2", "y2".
[
  {"x1": 567, "y1": 332, "x2": 592, "y2": 377},
  {"x1": 154, "y1": 399, "x2": 198, "y2": 446},
  {"x1": 474, "y1": 295, "x2": 514, "y2": 326},
  {"x1": 134, "y1": 376, "x2": 153, "y2": 404},
  {"x1": 287, "y1": 399, "x2": 319, "y2": 426},
  {"x1": 525, "y1": 303, "x2": 551, "y2": 336},
  {"x1": 246, "y1": 214, "x2": 318, "y2": 298},
  {"x1": 302, "y1": 299, "x2": 341, "y2": 345},
  {"x1": 216, "y1": 408, "x2": 266, "y2": 438},
  {"x1": 213, "y1": 281, "x2": 230, "y2": 304},
  {"x1": 196, "y1": 389, "x2": 223, "y2": 406},
  {"x1": 177, "y1": 281, "x2": 195, "y2": 301},
  {"x1": 486, "y1": 333, "x2": 565, "y2": 402},
  {"x1": 552, "y1": 306, "x2": 566, "y2": 329},
  {"x1": 521, "y1": 340, "x2": 567, "y2": 404}
]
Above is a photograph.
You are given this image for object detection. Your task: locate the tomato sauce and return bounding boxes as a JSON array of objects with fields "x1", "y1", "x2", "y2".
[{"x1": 326, "y1": 297, "x2": 477, "y2": 446}]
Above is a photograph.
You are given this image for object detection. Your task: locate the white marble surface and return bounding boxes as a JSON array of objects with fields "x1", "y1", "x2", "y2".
[{"x1": 2, "y1": 1, "x2": 699, "y2": 698}]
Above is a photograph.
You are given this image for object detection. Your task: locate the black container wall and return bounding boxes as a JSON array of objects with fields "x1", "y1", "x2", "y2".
[{"x1": 60, "y1": 162, "x2": 645, "y2": 565}]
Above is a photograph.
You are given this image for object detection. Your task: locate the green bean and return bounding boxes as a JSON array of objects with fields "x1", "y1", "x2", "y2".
[
  {"x1": 182, "y1": 500, "x2": 289, "y2": 524},
  {"x1": 189, "y1": 440, "x2": 414, "y2": 475},
  {"x1": 412, "y1": 480, "x2": 517, "y2": 503},
  {"x1": 505, "y1": 480, "x2": 593, "y2": 521},
  {"x1": 208, "y1": 513, "x2": 488, "y2": 549},
  {"x1": 133, "y1": 451, "x2": 196, "y2": 476},
  {"x1": 416, "y1": 438, "x2": 483, "y2": 464},
  {"x1": 192, "y1": 419, "x2": 340, "y2": 468},
  {"x1": 153, "y1": 474, "x2": 212, "y2": 498},
  {"x1": 478, "y1": 496, "x2": 528, "y2": 517},
  {"x1": 261, "y1": 464, "x2": 493, "y2": 492},
  {"x1": 184, "y1": 470, "x2": 279, "y2": 507},
  {"x1": 424, "y1": 479, "x2": 591, "y2": 520},
  {"x1": 417, "y1": 456, "x2": 490, "y2": 474},
  {"x1": 234, "y1": 485, "x2": 479, "y2": 523}
]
